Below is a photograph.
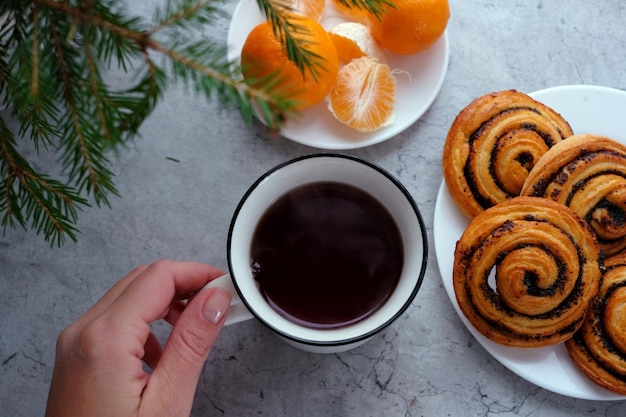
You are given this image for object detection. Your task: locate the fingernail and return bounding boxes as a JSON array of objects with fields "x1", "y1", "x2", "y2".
[{"x1": 202, "y1": 289, "x2": 231, "y2": 324}]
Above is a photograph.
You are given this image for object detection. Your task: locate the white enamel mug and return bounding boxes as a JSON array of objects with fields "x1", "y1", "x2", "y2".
[{"x1": 206, "y1": 154, "x2": 428, "y2": 353}]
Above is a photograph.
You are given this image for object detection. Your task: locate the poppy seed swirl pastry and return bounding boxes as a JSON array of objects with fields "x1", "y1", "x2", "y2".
[
  {"x1": 453, "y1": 196, "x2": 602, "y2": 347},
  {"x1": 443, "y1": 90, "x2": 573, "y2": 219},
  {"x1": 566, "y1": 253, "x2": 626, "y2": 395},
  {"x1": 521, "y1": 134, "x2": 626, "y2": 256}
]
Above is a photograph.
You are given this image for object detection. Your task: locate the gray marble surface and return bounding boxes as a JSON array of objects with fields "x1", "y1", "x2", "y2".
[{"x1": 2, "y1": 0, "x2": 626, "y2": 416}]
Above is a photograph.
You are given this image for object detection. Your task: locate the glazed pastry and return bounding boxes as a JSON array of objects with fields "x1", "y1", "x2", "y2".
[
  {"x1": 443, "y1": 90, "x2": 573, "y2": 218},
  {"x1": 453, "y1": 196, "x2": 601, "y2": 347},
  {"x1": 521, "y1": 134, "x2": 626, "y2": 256},
  {"x1": 566, "y1": 253, "x2": 626, "y2": 395}
]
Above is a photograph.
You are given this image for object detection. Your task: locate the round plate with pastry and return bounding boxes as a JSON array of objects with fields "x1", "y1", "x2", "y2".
[
  {"x1": 227, "y1": 0, "x2": 449, "y2": 150},
  {"x1": 434, "y1": 84, "x2": 626, "y2": 400}
]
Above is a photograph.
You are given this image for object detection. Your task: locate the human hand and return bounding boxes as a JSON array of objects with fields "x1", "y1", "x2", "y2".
[{"x1": 45, "y1": 260, "x2": 232, "y2": 417}]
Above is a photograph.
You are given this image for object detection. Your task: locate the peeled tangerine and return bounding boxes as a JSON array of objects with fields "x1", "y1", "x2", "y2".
[
  {"x1": 327, "y1": 56, "x2": 396, "y2": 133},
  {"x1": 329, "y1": 22, "x2": 387, "y2": 63}
]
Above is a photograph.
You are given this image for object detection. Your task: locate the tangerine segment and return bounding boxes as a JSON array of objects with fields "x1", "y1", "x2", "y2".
[
  {"x1": 368, "y1": 0, "x2": 450, "y2": 55},
  {"x1": 240, "y1": 17, "x2": 339, "y2": 110},
  {"x1": 278, "y1": 0, "x2": 326, "y2": 21},
  {"x1": 329, "y1": 22, "x2": 386, "y2": 63},
  {"x1": 327, "y1": 57, "x2": 396, "y2": 132}
]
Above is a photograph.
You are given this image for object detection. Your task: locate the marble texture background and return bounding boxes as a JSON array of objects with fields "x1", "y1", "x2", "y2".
[{"x1": 2, "y1": 0, "x2": 626, "y2": 416}]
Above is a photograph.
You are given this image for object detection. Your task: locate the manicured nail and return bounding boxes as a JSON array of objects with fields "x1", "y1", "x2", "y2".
[{"x1": 202, "y1": 289, "x2": 231, "y2": 324}]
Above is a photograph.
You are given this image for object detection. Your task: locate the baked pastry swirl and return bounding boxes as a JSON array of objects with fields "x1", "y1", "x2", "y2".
[
  {"x1": 566, "y1": 253, "x2": 626, "y2": 395},
  {"x1": 521, "y1": 134, "x2": 626, "y2": 256},
  {"x1": 443, "y1": 90, "x2": 573, "y2": 219},
  {"x1": 453, "y1": 196, "x2": 602, "y2": 347}
]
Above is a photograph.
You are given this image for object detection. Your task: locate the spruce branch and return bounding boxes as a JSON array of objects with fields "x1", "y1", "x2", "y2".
[
  {"x1": 0, "y1": 0, "x2": 389, "y2": 246},
  {"x1": 0, "y1": 117, "x2": 88, "y2": 246},
  {"x1": 151, "y1": 0, "x2": 223, "y2": 35}
]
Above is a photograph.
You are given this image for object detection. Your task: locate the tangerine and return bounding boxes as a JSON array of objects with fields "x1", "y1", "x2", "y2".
[
  {"x1": 240, "y1": 17, "x2": 339, "y2": 110},
  {"x1": 368, "y1": 0, "x2": 450, "y2": 55},
  {"x1": 329, "y1": 22, "x2": 387, "y2": 63},
  {"x1": 327, "y1": 56, "x2": 396, "y2": 132}
]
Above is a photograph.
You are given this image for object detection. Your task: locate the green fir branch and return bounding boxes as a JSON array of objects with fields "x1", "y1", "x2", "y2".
[
  {"x1": 151, "y1": 0, "x2": 224, "y2": 35},
  {"x1": 0, "y1": 117, "x2": 88, "y2": 246},
  {"x1": 0, "y1": 0, "x2": 389, "y2": 246}
]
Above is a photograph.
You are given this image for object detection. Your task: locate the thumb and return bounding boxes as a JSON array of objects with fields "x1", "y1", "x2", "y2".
[{"x1": 143, "y1": 288, "x2": 231, "y2": 415}]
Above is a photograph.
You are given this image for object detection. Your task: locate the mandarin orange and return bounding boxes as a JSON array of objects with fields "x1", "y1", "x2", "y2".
[
  {"x1": 368, "y1": 0, "x2": 450, "y2": 55},
  {"x1": 329, "y1": 22, "x2": 387, "y2": 63},
  {"x1": 240, "y1": 17, "x2": 339, "y2": 110}
]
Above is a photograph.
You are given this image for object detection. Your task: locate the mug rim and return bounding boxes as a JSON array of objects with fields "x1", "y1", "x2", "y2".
[{"x1": 226, "y1": 153, "x2": 429, "y2": 347}]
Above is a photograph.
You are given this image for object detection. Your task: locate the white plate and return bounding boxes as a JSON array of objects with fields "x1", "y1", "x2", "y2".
[
  {"x1": 227, "y1": 0, "x2": 449, "y2": 149},
  {"x1": 434, "y1": 85, "x2": 626, "y2": 400}
]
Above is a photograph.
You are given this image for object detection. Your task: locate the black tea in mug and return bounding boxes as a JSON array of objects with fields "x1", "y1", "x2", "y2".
[{"x1": 250, "y1": 182, "x2": 404, "y2": 329}]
